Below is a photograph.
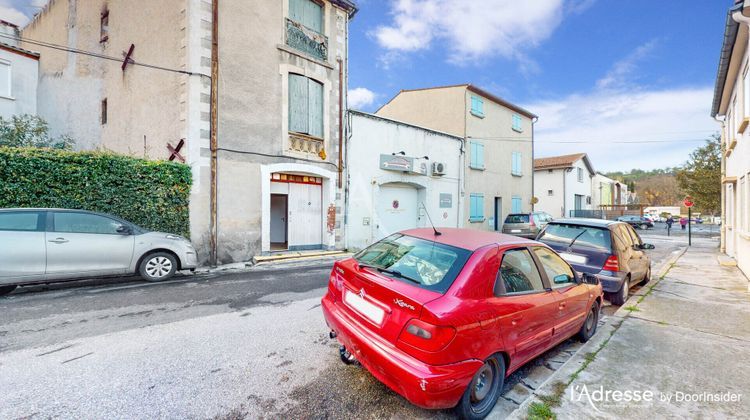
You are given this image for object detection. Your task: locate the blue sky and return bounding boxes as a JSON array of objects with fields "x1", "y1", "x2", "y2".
[{"x1": 1, "y1": 0, "x2": 730, "y2": 172}]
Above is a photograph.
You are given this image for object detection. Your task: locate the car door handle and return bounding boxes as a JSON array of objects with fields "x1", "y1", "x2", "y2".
[
  {"x1": 511, "y1": 317, "x2": 522, "y2": 326},
  {"x1": 559, "y1": 302, "x2": 567, "y2": 310},
  {"x1": 48, "y1": 238, "x2": 69, "y2": 244}
]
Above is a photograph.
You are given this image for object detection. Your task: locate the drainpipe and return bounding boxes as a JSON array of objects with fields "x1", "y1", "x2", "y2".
[
  {"x1": 715, "y1": 114, "x2": 727, "y2": 253},
  {"x1": 337, "y1": 58, "x2": 344, "y2": 188},
  {"x1": 531, "y1": 116, "x2": 538, "y2": 212},
  {"x1": 209, "y1": 0, "x2": 219, "y2": 266}
]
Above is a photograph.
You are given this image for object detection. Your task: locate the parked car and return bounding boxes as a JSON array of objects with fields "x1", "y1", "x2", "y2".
[
  {"x1": 0, "y1": 208, "x2": 198, "y2": 296},
  {"x1": 322, "y1": 228, "x2": 603, "y2": 418},
  {"x1": 616, "y1": 215, "x2": 654, "y2": 230},
  {"x1": 535, "y1": 218, "x2": 654, "y2": 305},
  {"x1": 690, "y1": 217, "x2": 704, "y2": 224},
  {"x1": 501, "y1": 211, "x2": 554, "y2": 239}
]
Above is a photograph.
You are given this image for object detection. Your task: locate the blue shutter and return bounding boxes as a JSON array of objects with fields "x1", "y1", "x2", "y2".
[
  {"x1": 289, "y1": 74, "x2": 308, "y2": 134},
  {"x1": 290, "y1": 0, "x2": 322, "y2": 32},
  {"x1": 290, "y1": 0, "x2": 304, "y2": 24},
  {"x1": 477, "y1": 142, "x2": 484, "y2": 169},
  {"x1": 512, "y1": 152, "x2": 522, "y2": 175},
  {"x1": 512, "y1": 196, "x2": 522, "y2": 213},
  {"x1": 470, "y1": 141, "x2": 484, "y2": 169},
  {"x1": 470, "y1": 96, "x2": 484, "y2": 117},
  {"x1": 470, "y1": 194, "x2": 484, "y2": 221},
  {"x1": 308, "y1": 78, "x2": 324, "y2": 138}
]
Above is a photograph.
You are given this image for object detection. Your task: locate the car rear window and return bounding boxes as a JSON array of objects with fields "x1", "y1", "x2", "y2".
[
  {"x1": 537, "y1": 223, "x2": 612, "y2": 250},
  {"x1": 354, "y1": 234, "x2": 472, "y2": 293},
  {"x1": 505, "y1": 214, "x2": 530, "y2": 223}
]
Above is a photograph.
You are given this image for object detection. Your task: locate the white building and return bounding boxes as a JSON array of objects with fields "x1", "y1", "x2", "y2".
[
  {"x1": 345, "y1": 110, "x2": 463, "y2": 250},
  {"x1": 534, "y1": 153, "x2": 595, "y2": 218},
  {"x1": 592, "y1": 172, "x2": 628, "y2": 208},
  {"x1": 0, "y1": 21, "x2": 38, "y2": 119},
  {"x1": 712, "y1": 0, "x2": 750, "y2": 277}
]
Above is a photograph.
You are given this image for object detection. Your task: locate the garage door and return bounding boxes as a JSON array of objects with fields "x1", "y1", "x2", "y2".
[
  {"x1": 288, "y1": 183, "x2": 322, "y2": 248},
  {"x1": 377, "y1": 184, "x2": 418, "y2": 238}
]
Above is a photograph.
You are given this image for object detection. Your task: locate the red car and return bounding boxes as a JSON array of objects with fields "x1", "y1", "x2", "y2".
[{"x1": 322, "y1": 228, "x2": 603, "y2": 419}]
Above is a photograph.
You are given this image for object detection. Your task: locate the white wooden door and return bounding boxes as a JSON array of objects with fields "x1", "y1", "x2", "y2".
[
  {"x1": 377, "y1": 184, "x2": 418, "y2": 239},
  {"x1": 288, "y1": 183, "x2": 322, "y2": 248}
]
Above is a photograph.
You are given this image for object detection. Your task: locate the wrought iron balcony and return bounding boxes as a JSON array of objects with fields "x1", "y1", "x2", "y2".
[{"x1": 286, "y1": 18, "x2": 328, "y2": 62}]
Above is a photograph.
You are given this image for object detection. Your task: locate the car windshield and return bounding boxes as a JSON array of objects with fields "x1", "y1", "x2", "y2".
[
  {"x1": 537, "y1": 223, "x2": 612, "y2": 250},
  {"x1": 505, "y1": 214, "x2": 530, "y2": 223},
  {"x1": 354, "y1": 234, "x2": 472, "y2": 293}
]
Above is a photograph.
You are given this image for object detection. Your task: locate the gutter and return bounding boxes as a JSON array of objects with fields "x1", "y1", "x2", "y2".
[{"x1": 711, "y1": 3, "x2": 743, "y2": 117}]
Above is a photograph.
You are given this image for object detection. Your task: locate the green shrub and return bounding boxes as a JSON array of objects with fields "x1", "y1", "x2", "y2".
[{"x1": 0, "y1": 147, "x2": 192, "y2": 236}]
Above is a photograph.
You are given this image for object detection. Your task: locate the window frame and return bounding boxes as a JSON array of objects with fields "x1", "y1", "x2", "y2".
[
  {"x1": 469, "y1": 140, "x2": 485, "y2": 170},
  {"x1": 547, "y1": 189, "x2": 554, "y2": 196},
  {"x1": 532, "y1": 246, "x2": 577, "y2": 289},
  {"x1": 101, "y1": 98, "x2": 108, "y2": 125},
  {"x1": 494, "y1": 247, "x2": 549, "y2": 296},
  {"x1": 288, "y1": 73, "x2": 324, "y2": 139},
  {"x1": 0, "y1": 59, "x2": 11, "y2": 98},
  {"x1": 577, "y1": 167, "x2": 584, "y2": 182}
]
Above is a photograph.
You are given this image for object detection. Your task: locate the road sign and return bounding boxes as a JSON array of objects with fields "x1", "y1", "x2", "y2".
[{"x1": 683, "y1": 196, "x2": 694, "y2": 208}]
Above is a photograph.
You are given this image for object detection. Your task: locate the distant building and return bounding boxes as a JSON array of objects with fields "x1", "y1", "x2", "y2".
[
  {"x1": 592, "y1": 173, "x2": 628, "y2": 207},
  {"x1": 534, "y1": 153, "x2": 595, "y2": 218},
  {"x1": 0, "y1": 20, "x2": 39, "y2": 119},
  {"x1": 22, "y1": 0, "x2": 357, "y2": 263},
  {"x1": 711, "y1": 0, "x2": 750, "y2": 277},
  {"x1": 345, "y1": 111, "x2": 463, "y2": 250},
  {"x1": 377, "y1": 84, "x2": 536, "y2": 230}
]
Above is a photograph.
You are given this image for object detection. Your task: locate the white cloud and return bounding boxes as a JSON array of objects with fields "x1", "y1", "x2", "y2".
[
  {"x1": 373, "y1": 0, "x2": 567, "y2": 63},
  {"x1": 596, "y1": 40, "x2": 658, "y2": 90},
  {"x1": 348, "y1": 87, "x2": 377, "y2": 110},
  {"x1": 0, "y1": 2, "x2": 30, "y2": 27}
]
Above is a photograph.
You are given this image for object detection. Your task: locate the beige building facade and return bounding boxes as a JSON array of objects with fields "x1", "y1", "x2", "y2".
[
  {"x1": 376, "y1": 84, "x2": 536, "y2": 231},
  {"x1": 712, "y1": 0, "x2": 750, "y2": 278},
  {"x1": 23, "y1": 0, "x2": 356, "y2": 263}
]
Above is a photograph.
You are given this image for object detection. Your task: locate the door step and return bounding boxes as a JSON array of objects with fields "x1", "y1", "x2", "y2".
[{"x1": 253, "y1": 250, "x2": 350, "y2": 265}]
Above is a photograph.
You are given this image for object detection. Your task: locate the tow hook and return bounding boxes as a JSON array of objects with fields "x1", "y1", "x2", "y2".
[{"x1": 339, "y1": 346, "x2": 359, "y2": 366}]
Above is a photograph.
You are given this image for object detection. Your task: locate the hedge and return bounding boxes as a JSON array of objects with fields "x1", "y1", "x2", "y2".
[{"x1": 0, "y1": 147, "x2": 192, "y2": 237}]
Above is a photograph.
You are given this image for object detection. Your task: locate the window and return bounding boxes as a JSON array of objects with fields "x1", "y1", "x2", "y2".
[
  {"x1": 512, "y1": 114, "x2": 523, "y2": 132},
  {"x1": 537, "y1": 223, "x2": 612, "y2": 250},
  {"x1": 54, "y1": 212, "x2": 122, "y2": 234},
  {"x1": 547, "y1": 189, "x2": 554, "y2": 196},
  {"x1": 100, "y1": 10, "x2": 109, "y2": 43},
  {"x1": 354, "y1": 233, "x2": 472, "y2": 294},
  {"x1": 512, "y1": 196, "x2": 522, "y2": 213},
  {"x1": 533, "y1": 247, "x2": 575, "y2": 287},
  {"x1": 288, "y1": 74, "x2": 324, "y2": 138},
  {"x1": 577, "y1": 167, "x2": 583, "y2": 182},
  {"x1": 505, "y1": 214, "x2": 529, "y2": 223},
  {"x1": 469, "y1": 140, "x2": 485, "y2": 169},
  {"x1": 0, "y1": 60, "x2": 10, "y2": 98},
  {"x1": 495, "y1": 248, "x2": 545, "y2": 295},
  {"x1": 0, "y1": 211, "x2": 42, "y2": 231},
  {"x1": 511, "y1": 151, "x2": 522, "y2": 176},
  {"x1": 101, "y1": 98, "x2": 107, "y2": 125},
  {"x1": 470, "y1": 96, "x2": 484, "y2": 117},
  {"x1": 289, "y1": 0, "x2": 323, "y2": 33},
  {"x1": 744, "y1": 65, "x2": 750, "y2": 118},
  {"x1": 469, "y1": 193, "x2": 484, "y2": 222}
]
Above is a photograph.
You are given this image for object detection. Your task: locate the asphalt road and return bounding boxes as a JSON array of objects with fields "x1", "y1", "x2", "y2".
[{"x1": 0, "y1": 237, "x2": 684, "y2": 419}]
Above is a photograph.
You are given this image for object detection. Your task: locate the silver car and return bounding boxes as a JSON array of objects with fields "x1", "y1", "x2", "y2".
[{"x1": 0, "y1": 208, "x2": 198, "y2": 296}]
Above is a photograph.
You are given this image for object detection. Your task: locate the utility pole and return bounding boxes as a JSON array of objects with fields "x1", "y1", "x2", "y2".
[{"x1": 209, "y1": 0, "x2": 219, "y2": 266}]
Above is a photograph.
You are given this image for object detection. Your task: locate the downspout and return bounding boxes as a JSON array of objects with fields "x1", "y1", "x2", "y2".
[
  {"x1": 337, "y1": 57, "x2": 344, "y2": 188},
  {"x1": 209, "y1": 0, "x2": 219, "y2": 266},
  {"x1": 531, "y1": 116, "x2": 538, "y2": 212},
  {"x1": 343, "y1": 11, "x2": 351, "y2": 250},
  {"x1": 715, "y1": 114, "x2": 727, "y2": 253}
]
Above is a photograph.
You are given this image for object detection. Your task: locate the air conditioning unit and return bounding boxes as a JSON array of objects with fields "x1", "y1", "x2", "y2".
[{"x1": 432, "y1": 162, "x2": 447, "y2": 176}]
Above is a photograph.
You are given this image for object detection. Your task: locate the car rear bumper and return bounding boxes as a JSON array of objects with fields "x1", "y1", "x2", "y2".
[
  {"x1": 596, "y1": 271, "x2": 628, "y2": 293},
  {"x1": 321, "y1": 294, "x2": 483, "y2": 410}
]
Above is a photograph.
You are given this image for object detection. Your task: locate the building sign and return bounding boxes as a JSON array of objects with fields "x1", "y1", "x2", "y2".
[
  {"x1": 439, "y1": 193, "x2": 453, "y2": 208},
  {"x1": 380, "y1": 154, "x2": 413, "y2": 172}
]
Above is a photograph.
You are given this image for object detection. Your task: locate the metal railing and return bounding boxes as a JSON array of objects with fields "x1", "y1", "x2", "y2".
[{"x1": 286, "y1": 18, "x2": 328, "y2": 61}]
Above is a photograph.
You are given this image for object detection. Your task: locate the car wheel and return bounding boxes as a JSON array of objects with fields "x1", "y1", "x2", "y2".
[
  {"x1": 455, "y1": 355, "x2": 504, "y2": 420},
  {"x1": 577, "y1": 301, "x2": 600, "y2": 342},
  {"x1": 642, "y1": 266, "x2": 651, "y2": 285},
  {"x1": 139, "y1": 252, "x2": 178, "y2": 282},
  {"x1": 0, "y1": 285, "x2": 17, "y2": 296},
  {"x1": 610, "y1": 277, "x2": 629, "y2": 306},
  {"x1": 640, "y1": 223, "x2": 648, "y2": 230}
]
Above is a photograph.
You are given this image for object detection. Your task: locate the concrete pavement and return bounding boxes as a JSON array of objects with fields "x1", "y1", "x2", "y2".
[{"x1": 513, "y1": 237, "x2": 750, "y2": 419}]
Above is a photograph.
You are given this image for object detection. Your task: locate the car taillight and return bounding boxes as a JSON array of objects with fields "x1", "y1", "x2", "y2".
[
  {"x1": 398, "y1": 319, "x2": 456, "y2": 352},
  {"x1": 603, "y1": 255, "x2": 619, "y2": 272}
]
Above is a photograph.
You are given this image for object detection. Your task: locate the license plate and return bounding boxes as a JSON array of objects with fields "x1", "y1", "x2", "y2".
[
  {"x1": 511, "y1": 229, "x2": 522, "y2": 233},
  {"x1": 559, "y1": 252, "x2": 587, "y2": 264},
  {"x1": 344, "y1": 290, "x2": 384, "y2": 325}
]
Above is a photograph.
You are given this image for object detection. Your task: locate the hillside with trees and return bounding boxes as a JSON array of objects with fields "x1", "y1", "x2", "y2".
[{"x1": 605, "y1": 168, "x2": 684, "y2": 206}]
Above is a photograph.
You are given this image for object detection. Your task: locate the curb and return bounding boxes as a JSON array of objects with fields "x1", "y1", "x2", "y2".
[{"x1": 505, "y1": 245, "x2": 689, "y2": 419}]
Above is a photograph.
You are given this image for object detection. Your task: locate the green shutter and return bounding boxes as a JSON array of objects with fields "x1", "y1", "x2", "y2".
[
  {"x1": 290, "y1": 0, "x2": 304, "y2": 25},
  {"x1": 308, "y1": 79, "x2": 324, "y2": 138},
  {"x1": 289, "y1": 74, "x2": 308, "y2": 134},
  {"x1": 290, "y1": 0, "x2": 322, "y2": 32}
]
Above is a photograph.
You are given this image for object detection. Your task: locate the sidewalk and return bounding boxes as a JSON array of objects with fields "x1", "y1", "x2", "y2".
[{"x1": 514, "y1": 237, "x2": 750, "y2": 419}]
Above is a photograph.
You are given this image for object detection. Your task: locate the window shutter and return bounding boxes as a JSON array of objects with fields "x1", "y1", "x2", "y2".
[
  {"x1": 289, "y1": 74, "x2": 308, "y2": 134},
  {"x1": 477, "y1": 142, "x2": 484, "y2": 168},
  {"x1": 307, "y1": 0, "x2": 323, "y2": 33},
  {"x1": 470, "y1": 141, "x2": 478, "y2": 167},
  {"x1": 308, "y1": 78, "x2": 324, "y2": 138},
  {"x1": 290, "y1": 0, "x2": 304, "y2": 24}
]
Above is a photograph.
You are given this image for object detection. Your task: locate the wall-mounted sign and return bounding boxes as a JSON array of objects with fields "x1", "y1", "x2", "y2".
[
  {"x1": 439, "y1": 193, "x2": 453, "y2": 208},
  {"x1": 380, "y1": 154, "x2": 413, "y2": 172}
]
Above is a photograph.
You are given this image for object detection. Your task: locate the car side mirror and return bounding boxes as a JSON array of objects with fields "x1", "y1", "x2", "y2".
[
  {"x1": 581, "y1": 273, "x2": 600, "y2": 285},
  {"x1": 116, "y1": 224, "x2": 133, "y2": 235},
  {"x1": 553, "y1": 274, "x2": 572, "y2": 284},
  {"x1": 641, "y1": 243, "x2": 655, "y2": 250}
]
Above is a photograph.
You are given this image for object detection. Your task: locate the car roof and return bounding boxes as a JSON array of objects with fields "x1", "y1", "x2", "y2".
[
  {"x1": 547, "y1": 218, "x2": 622, "y2": 229},
  {"x1": 400, "y1": 228, "x2": 537, "y2": 251},
  {"x1": 0, "y1": 208, "x2": 99, "y2": 213}
]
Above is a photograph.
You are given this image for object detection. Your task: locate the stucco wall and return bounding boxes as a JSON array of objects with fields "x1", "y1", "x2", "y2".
[
  {"x1": 347, "y1": 112, "x2": 462, "y2": 250},
  {"x1": 464, "y1": 89, "x2": 533, "y2": 229},
  {"x1": 0, "y1": 49, "x2": 38, "y2": 118},
  {"x1": 375, "y1": 86, "x2": 466, "y2": 137},
  {"x1": 534, "y1": 169, "x2": 565, "y2": 217},
  {"x1": 563, "y1": 159, "x2": 593, "y2": 216}
]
